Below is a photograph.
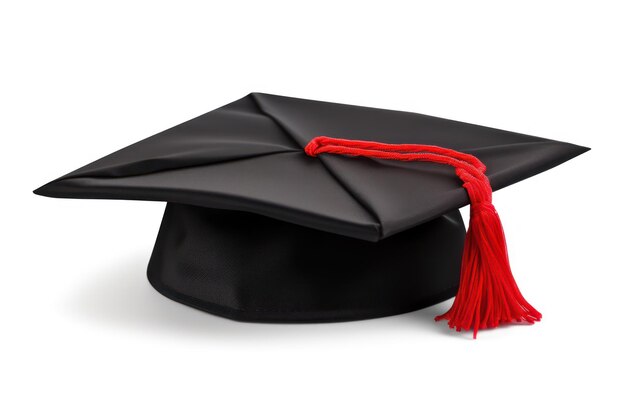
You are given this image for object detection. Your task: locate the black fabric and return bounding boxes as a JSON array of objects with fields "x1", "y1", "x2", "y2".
[
  {"x1": 35, "y1": 92, "x2": 589, "y2": 242},
  {"x1": 34, "y1": 93, "x2": 588, "y2": 322},
  {"x1": 147, "y1": 204, "x2": 465, "y2": 322}
]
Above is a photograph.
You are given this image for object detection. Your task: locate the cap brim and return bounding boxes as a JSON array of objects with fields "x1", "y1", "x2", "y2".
[{"x1": 35, "y1": 92, "x2": 589, "y2": 241}]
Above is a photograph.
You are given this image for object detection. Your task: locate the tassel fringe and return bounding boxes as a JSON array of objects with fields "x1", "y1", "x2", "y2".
[{"x1": 434, "y1": 202, "x2": 541, "y2": 338}]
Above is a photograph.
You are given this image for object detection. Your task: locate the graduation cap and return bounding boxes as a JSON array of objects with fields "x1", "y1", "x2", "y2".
[{"x1": 35, "y1": 93, "x2": 588, "y2": 337}]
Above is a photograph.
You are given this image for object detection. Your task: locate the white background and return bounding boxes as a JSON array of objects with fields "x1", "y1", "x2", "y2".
[{"x1": 2, "y1": 1, "x2": 624, "y2": 416}]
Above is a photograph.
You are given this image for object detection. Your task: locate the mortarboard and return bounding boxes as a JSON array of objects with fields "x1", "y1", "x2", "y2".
[{"x1": 35, "y1": 93, "x2": 588, "y2": 337}]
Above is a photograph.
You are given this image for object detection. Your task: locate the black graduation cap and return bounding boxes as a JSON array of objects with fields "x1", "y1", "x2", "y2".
[{"x1": 35, "y1": 93, "x2": 588, "y2": 336}]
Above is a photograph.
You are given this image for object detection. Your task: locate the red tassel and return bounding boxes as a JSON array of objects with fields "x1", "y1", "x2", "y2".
[
  {"x1": 305, "y1": 136, "x2": 542, "y2": 338},
  {"x1": 434, "y1": 174, "x2": 542, "y2": 338}
]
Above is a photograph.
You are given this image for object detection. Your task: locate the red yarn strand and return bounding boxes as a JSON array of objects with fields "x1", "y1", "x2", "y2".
[{"x1": 305, "y1": 136, "x2": 541, "y2": 338}]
